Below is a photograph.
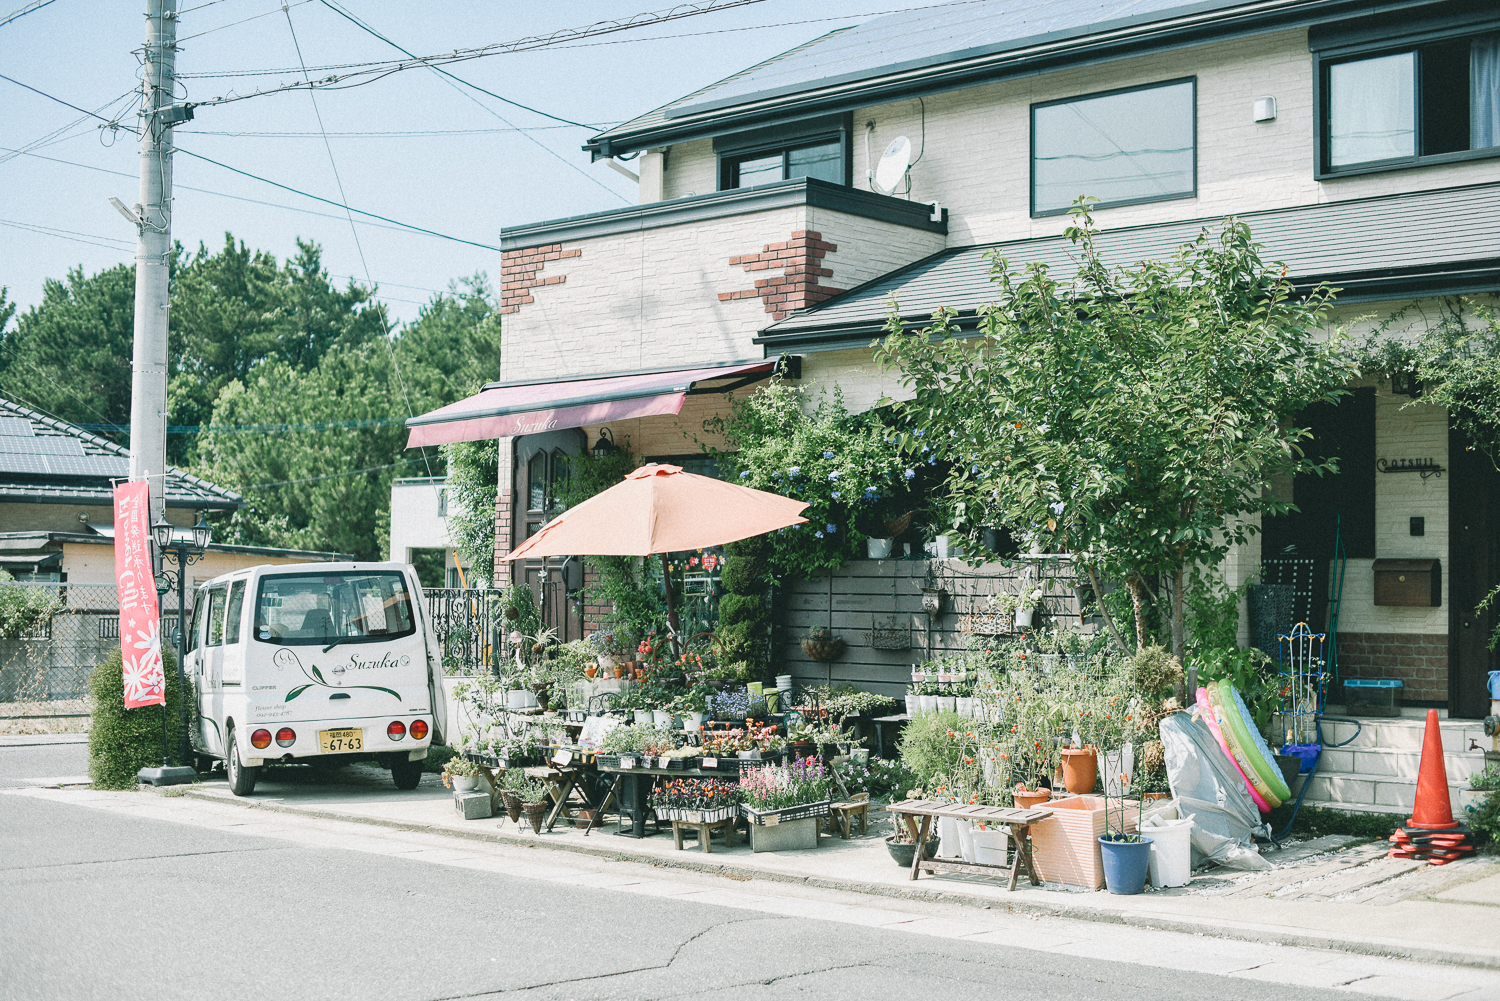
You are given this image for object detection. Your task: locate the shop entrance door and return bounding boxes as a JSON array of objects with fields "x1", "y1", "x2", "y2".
[
  {"x1": 514, "y1": 430, "x2": 584, "y2": 644},
  {"x1": 1449, "y1": 427, "x2": 1500, "y2": 719}
]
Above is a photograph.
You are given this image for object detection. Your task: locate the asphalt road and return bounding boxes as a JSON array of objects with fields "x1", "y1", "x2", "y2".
[
  {"x1": 0, "y1": 738, "x2": 88, "y2": 788},
  {"x1": 0, "y1": 741, "x2": 1360, "y2": 1001}
]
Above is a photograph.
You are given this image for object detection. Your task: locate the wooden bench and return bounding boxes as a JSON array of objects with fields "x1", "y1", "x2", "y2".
[
  {"x1": 826, "y1": 793, "x2": 871, "y2": 838},
  {"x1": 886, "y1": 799, "x2": 1054, "y2": 891},
  {"x1": 670, "y1": 817, "x2": 738, "y2": 853}
]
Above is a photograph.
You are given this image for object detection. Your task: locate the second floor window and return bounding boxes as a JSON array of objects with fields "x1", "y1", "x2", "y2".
[
  {"x1": 1031, "y1": 78, "x2": 1196, "y2": 216},
  {"x1": 1322, "y1": 33, "x2": 1500, "y2": 172},
  {"x1": 723, "y1": 138, "x2": 844, "y2": 189}
]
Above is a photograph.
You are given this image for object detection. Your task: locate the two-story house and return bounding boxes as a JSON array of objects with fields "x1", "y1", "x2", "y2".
[{"x1": 407, "y1": 0, "x2": 1500, "y2": 768}]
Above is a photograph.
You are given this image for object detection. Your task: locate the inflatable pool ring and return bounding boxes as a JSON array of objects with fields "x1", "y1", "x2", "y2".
[
  {"x1": 1218, "y1": 679, "x2": 1292, "y2": 803},
  {"x1": 1206, "y1": 683, "x2": 1282, "y2": 809},
  {"x1": 1195, "y1": 686, "x2": 1273, "y2": 813}
]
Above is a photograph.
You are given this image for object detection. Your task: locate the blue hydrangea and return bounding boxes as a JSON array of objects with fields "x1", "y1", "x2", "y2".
[
  {"x1": 904, "y1": 468, "x2": 915, "y2": 480},
  {"x1": 789, "y1": 466, "x2": 800, "y2": 476},
  {"x1": 822, "y1": 450, "x2": 834, "y2": 459},
  {"x1": 831, "y1": 491, "x2": 841, "y2": 500},
  {"x1": 815, "y1": 531, "x2": 824, "y2": 538},
  {"x1": 739, "y1": 470, "x2": 750, "y2": 478},
  {"x1": 828, "y1": 471, "x2": 840, "y2": 481},
  {"x1": 915, "y1": 429, "x2": 924, "y2": 436},
  {"x1": 826, "y1": 523, "x2": 837, "y2": 533}
]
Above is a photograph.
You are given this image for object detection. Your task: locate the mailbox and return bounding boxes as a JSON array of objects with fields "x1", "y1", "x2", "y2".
[{"x1": 1373, "y1": 558, "x2": 1441, "y2": 607}]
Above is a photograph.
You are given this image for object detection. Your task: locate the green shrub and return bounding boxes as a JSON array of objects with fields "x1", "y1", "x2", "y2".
[
  {"x1": 423, "y1": 744, "x2": 457, "y2": 774},
  {"x1": 88, "y1": 646, "x2": 185, "y2": 790},
  {"x1": 897, "y1": 710, "x2": 976, "y2": 790}
]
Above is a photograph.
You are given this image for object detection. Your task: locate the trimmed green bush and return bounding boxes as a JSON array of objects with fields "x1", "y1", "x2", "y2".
[
  {"x1": 88, "y1": 646, "x2": 185, "y2": 789},
  {"x1": 718, "y1": 536, "x2": 772, "y2": 673}
]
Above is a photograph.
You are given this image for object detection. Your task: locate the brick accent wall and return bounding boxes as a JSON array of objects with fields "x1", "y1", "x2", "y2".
[
  {"x1": 582, "y1": 563, "x2": 610, "y2": 636},
  {"x1": 500, "y1": 244, "x2": 581, "y2": 315},
  {"x1": 492, "y1": 486, "x2": 514, "y2": 588},
  {"x1": 720, "y1": 230, "x2": 846, "y2": 320},
  {"x1": 1336, "y1": 631, "x2": 1449, "y2": 704}
]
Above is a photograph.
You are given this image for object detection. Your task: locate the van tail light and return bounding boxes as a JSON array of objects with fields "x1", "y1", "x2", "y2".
[
  {"x1": 410, "y1": 719, "x2": 428, "y2": 741},
  {"x1": 250, "y1": 729, "x2": 272, "y2": 749},
  {"x1": 275, "y1": 727, "x2": 296, "y2": 748},
  {"x1": 387, "y1": 720, "x2": 406, "y2": 740}
]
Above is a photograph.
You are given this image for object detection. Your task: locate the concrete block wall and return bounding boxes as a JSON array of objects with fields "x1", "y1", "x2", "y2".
[{"x1": 1299, "y1": 716, "x2": 1489, "y2": 816}]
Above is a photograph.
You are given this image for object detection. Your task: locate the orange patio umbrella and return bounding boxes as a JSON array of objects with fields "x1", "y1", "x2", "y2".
[{"x1": 504, "y1": 463, "x2": 808, "y2": 650}]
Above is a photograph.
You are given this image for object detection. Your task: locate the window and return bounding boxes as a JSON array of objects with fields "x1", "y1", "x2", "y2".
[
  {"x1": 715, "y1": 115, "x2": 851, "y2": 191},
  {"x1": 224, "y1": 580, "x2": 245, "y2": 645},
  {"x1": 1320, "y1": 32, "x2": 1500, "y2": 173},
  {"x1": 437, "y1": 488, "x2": 448, "y2": 517},
  {"x1": 1031, "y1": 78, "x2": 1196, "y2": 216},
  {"x1": 187, "y1": 590, "x2": 206, "y2": 652},
  {"x1": 206, "y1": 588, "x2": 227, "y2": 647},
  {"x1": 254, "y1": 571, "x2": 416, "y2": 646}
]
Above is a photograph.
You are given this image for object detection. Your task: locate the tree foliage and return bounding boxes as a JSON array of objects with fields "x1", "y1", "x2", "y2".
[
  {"x1": 875, "y1": 204, "x2": 1355, "y2": 658},
  {"x1": 441, "y1": 438, "x2": 499, "y2": 587}
]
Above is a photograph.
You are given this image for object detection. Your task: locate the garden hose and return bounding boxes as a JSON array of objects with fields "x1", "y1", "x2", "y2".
[{"x1": 1263, "y1": 714, "x2": 1363, "y2": 844}]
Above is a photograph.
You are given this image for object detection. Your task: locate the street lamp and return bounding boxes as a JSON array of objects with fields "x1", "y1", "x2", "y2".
[{"x1": 153, "y1": 514, "x2": 212, "y2": 770}]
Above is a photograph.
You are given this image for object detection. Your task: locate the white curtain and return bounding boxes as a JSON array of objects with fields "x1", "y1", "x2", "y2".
[
  {"x1": 1329, "y1": 52, "x2": 1415, "y2": 165},
  {"x1": 1474, "y1": 35, "x2": 1500, "y2": 150}
]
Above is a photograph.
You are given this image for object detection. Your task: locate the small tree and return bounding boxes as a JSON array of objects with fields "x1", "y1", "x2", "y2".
[{"x1": 875, "y1": 204, "x2": 1355, "y2": 660}]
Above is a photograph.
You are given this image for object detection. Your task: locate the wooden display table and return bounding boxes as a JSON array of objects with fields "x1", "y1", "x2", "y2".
[
  {"x1": 885, "y1": 799, "x2": 1054, "y2": 891},
  {"x1": 669, "y1": 816, "x2": 739, "y2": 853}
]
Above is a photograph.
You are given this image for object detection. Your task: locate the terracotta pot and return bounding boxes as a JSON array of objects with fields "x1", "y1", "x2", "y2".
[
  {"x1": 613, "y1": 665, "x2": 626, "y2": 679},
  {"x1": 1013, "y1": 786, "x2": 1052, "y2": 810},
  {"x1": 1060, "y1": 747, "x2": 1098, "y2": 794},
  {"x1": 584, "y1": 665, "x2": 598, "y2": 678}
]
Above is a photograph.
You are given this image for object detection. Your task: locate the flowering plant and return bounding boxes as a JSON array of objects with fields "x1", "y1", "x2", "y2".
[
  {"x1": 600, "y1": 723, "x2": 668, "y2": 755},
  {"x1": 650, "y1": 777, "x2": 740, "y2": 812},
  {"x1": 739, "y1": 757, "x2": 831, "y2": 811}
]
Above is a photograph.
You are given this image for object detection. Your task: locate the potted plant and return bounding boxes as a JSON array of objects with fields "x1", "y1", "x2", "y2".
[
  {"x1": 1013, "y1": 783, "x2": 1051, "y2": 809},
  {"x1": 1014, "y1": 588, "x2": 1043, "y2": 630},
  {"x1": 498, "y1": 768, "x2": 529, "y2": 822},
  {"x1": 885, "y1": 818, "x2": 941, "y2": 868},
  {"x1": 740, "y1": 758, "x2": 833, "y2": 852},
  {"x1": 443, "y1": 753, "x2": 481, "y2": 793},
  {"x1": 517, "y1": 775, "x2": 552, "y2": 834},
  {"x1": 1461, "y1": 763, "x2": 1500, "y2": 820},
  {"x1": 800, "y1": 626, "x2": 845, "y2": 663},
  {"x1": 1098, "y1": 769, "x2": 1152, "y2": 894},
  {"x1": 650, "y1": 777, "x2": 740, "y2": 823}
]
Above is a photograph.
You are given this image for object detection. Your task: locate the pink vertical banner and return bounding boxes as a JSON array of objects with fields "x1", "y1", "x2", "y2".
[{"x1": 113, "y1": 482, "x2": 165, "y2": 709}]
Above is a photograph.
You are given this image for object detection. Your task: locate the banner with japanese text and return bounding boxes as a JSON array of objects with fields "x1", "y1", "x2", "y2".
[{"x1": 113, "y1": 482, "x2": 165, "y2": 708}]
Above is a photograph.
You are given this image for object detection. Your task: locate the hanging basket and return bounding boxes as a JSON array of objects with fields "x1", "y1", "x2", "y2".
[
  {"x1": 801, "y1": 630, "x2": 845, "y2": 662},
  {"x1": 867, "y1": 615, "x2": 912, "y2": 651}
]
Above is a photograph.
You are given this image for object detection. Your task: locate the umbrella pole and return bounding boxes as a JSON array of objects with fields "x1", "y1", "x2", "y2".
[{"x1": 661, "y1": 552, "x2": 683, "y2": 661}]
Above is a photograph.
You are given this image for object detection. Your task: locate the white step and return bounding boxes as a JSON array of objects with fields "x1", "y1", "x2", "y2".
[
  {"x1": 1296, "y1": 769, "x2": 1469, "y2": 816},
  {"x1": 1316, "y1": 744, "x2": 1486, "y2": 782},
  {"x1": 1319, "y1": 716, "x2": 1489, "y2": 755}
]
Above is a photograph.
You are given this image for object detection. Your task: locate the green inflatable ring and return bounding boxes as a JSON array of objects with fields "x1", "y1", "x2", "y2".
[
  {"x1": 1206, "y1": 682, "x2": 1282, "y2": 809},
  {"x1": 1219, "y1": 679, "x2": 1292, "y2": 803}
]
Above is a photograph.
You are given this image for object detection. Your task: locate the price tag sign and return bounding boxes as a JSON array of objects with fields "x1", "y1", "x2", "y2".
[
  {"x1": 552, "y1": 749, "x2": 573, "y2": 767},
  {"x1": 619, "y1": 755, "x2": 635, "y2": 770},
  {"x1": 763, "y1": 814, "x2": 780, "y2": 826},
  {"x1": 658, "y1": 756, "x2": 670, "y2": 769},
  {"x1": 701, "y1": 757, "x2": 718, "y2": 770}
]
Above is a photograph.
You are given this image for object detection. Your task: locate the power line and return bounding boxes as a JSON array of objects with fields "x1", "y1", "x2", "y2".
[
  {"x1": 174, "y1": 146, "x2": 503, "y2": 252},
  {"x1": 176, "y1": 0, "x2": 314, "y2": 43},
  {"x1": 189, "y1": 0, "x2": 770, "y2": 124},
  {"x1": 184, "y1": 125, "x2": 583, "y2": 137},
  {"x1": 317, "y1": 0, "x2": 628, "y2": 203},
  {"x1": 0, "y1": 217, "x2": 133, "y2": 252},
  {"x1": 0, "y1": 0, "x2": 58, "y2": 29},
  {"x1": 77, "y1": 415, "x2": 409, "y2": 435},
  {"x1": 0, "y1": 72, "x2": 139, "y2": 133}
]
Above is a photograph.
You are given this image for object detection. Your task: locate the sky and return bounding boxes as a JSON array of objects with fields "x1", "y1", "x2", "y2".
[{"x1": 0, "y1": 0, "x2": 896, "y2": 325}]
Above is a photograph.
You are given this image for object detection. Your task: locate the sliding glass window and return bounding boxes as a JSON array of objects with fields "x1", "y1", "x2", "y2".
[{"x1": 1031, "y1": 78, "x2": 1196, "y2": 216}]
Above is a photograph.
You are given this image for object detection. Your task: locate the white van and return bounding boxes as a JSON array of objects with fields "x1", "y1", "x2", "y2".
[{"x1": 184, "y1": 562, "x2": 447, "y2": 795}]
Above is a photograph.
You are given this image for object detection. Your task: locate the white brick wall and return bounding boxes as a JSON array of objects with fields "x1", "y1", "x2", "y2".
[{"x1": 655, "y1": 28, "x2": 1500, "y2": 243}]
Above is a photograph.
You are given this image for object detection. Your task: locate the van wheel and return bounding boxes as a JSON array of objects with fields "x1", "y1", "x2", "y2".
[
  {"x1": 390, "y1": 757, "x2": 423, "y2": 790},
  {"x1": 226, "y1": 730, "x2": 258, "y2": 796}
]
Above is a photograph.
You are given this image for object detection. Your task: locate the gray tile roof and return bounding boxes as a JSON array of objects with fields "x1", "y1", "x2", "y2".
[
  {"x1": 0, "y1": 399, "x2": 242, "y2": 509},
  {"x1": 588, "y1": 0, "x2": 1350, "y2": 153},
  {"x1": 756, "y1": 182, "x2": 1500, "y2": 347}
]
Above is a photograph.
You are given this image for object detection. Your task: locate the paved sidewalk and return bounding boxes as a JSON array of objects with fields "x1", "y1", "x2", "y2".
[{"x1": 165, "y1": 765, "x2": 1500, "y2": 972}]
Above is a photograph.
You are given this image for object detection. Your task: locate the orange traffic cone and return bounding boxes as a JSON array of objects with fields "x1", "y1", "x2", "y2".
[{"x1": 1407, "y1": 709, "x2": 1458, "y2": 830}]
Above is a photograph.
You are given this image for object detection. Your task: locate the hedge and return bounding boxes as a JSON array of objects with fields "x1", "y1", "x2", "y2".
[{"x1": 88, "y1": 645, "x2": 185, "y2": 790}]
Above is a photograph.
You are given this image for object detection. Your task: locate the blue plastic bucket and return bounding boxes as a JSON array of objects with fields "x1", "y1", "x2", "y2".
[
  {"x1": 1099, "y1": 835, "x2": 1154, "y2": 895},
  {"x1": 1488, "y1": 671, "x2": 1500, "y2": 699},
  {"x1": 1281, "y1": 743, "x2": 1321, "y2": 772}
]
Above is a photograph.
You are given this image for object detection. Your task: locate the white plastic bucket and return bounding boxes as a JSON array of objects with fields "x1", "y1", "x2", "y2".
[
  {"x1": 956, "y1": 820, "x2": 976, "y2": 863},
  {"x1": 776, "y1": 674, "x2": 793, "y2": 691},
  {"x1": 972, "y1": 826, "x2": 1008, "y2": 866},
  {"x1": 938, "y1": 816, "x2": 962, "y2": 858},
  {"x1": 866, "y1": 537, "x2": 894, "y2": 559},
  {"x1": 1143, "y1": 817, "x2": 1193, "y2": 887}
]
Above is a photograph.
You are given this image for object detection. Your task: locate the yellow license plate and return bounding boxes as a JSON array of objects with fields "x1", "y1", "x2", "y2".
[{"x1": 319, "y1": 728, "x2": 363, "y2": 753}]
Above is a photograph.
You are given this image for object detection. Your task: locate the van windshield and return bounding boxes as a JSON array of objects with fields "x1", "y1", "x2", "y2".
[{"x1": 254, "y1": 571, "x2": 416, "y2": 646}]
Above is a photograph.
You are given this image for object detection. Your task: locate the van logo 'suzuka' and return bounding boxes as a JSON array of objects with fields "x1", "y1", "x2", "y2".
[{"x1": 273, "y1": 648, "x2": 400, "y2": 703}]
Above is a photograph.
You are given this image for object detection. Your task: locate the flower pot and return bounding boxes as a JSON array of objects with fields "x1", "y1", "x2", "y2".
[
  {"x1": 584, "y1": 665, "x2": 598, "y2": 678},
  {"x1": 866, "y1": 537, "x2": 894, "y2": 559},
  {"x1": 1014, "y1": 608, "x2": 1034, "y2": 629},
  {"x1": 936, "y1": 696, "x2": 956, "y2": 713},
  {"x1": 1013, "y1": 786, "x2": 1051, "y2": 810},
  {"x1": 972, "y1": 826, "x2": 1009, "y2": 866},
  {"x1": 885, "y1": 833, "x2": 941, "y2": 868},
  {"x1": 1099, "y1": 835, "x2": 1154, "y2": 895},
  {"x1": 1459, "y1": 788, "x2": 1494, "y2": 821},
  {"x1": 452, "y1": 774, "x2": 479, "y2": 793},
  {"x1": 937, "y1": 815, "x2": 962, "y2": 858},
  {"x1": 903, "y1": 695, "x2": 918, "y2": 715},
  {"x1": 1061, "y1": 747, "x2": 1098, "y2": 794},
  {"x1": 955, "y1": 696, "x2": 973, "y2": 718},
  {"x1": 684, "y1": 711, "x2": 708, "y2": 728},
  {"x1": 501, "y1": 791, "x2": 522, "y2": 823},
  {"x1": 652, "y1": 710, "x2": 673, "y2": 728},
  {"x1": 918, "y1": 694, "x2": 937, "y2": 713},
  {"x1": 522, "y1": 802, "x2": 548, "y2": 834}
]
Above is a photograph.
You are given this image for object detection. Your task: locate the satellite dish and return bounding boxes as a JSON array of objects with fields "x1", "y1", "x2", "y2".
[{"x1": 872, "y1": 135, "x2": 912, "y2": 194}]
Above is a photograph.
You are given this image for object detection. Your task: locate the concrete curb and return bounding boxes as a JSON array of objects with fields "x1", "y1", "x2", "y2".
[{"x1": 180, "y1": 789, "x2": 1500, "y2": 971}]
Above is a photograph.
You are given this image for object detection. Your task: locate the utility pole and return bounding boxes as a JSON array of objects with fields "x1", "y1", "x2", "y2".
[{"x1": 127, "y1": 0, "x2": 183, "y2": 553}]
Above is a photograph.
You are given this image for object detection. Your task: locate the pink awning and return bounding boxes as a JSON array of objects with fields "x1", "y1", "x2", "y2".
[{"x1": 405, "y1": 360, "x2": 777, "y2": 447}]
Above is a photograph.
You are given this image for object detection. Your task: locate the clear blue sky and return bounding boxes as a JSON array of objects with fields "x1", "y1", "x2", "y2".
[{"x1": 1, "y1": 0, "x2": 891, "y2": 324}]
